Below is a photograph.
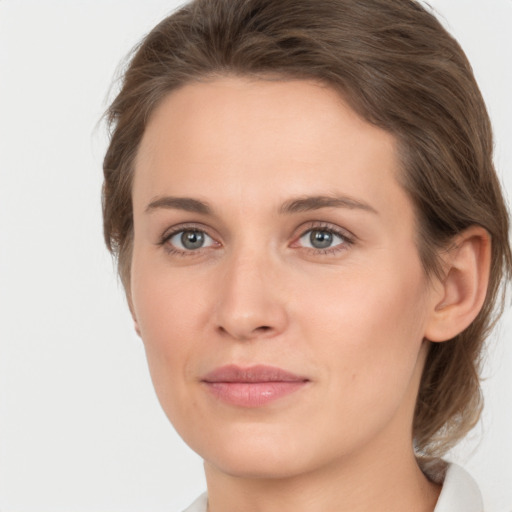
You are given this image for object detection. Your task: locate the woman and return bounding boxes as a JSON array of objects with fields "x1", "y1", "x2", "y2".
[{"x1": 102, "y1": 0, "x2": 511, "y2": 510}]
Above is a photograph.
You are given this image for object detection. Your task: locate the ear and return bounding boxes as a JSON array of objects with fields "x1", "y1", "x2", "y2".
[
  {"x1": 126, "y1": 291, "x2": 142, "y2": 338},
  {"x1": 424, "y1": 226, "x2": 491, "y2": 343},
  {"x1": 132, "y1": 315, "x2": 142, "y2": 338}
]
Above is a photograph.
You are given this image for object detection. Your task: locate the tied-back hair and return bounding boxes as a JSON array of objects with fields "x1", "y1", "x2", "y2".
[{"x1": 102, "y1": 0, "x2": 512, "y2": 458}]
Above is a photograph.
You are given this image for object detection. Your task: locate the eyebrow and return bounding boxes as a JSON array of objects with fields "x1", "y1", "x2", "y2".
[
  {"x1": 145, "y1": 194, "x2": 378, "y2": 216},
  {"x1": 279, "y1": 195, "x2": 378, "y2": 215},
  {"x1": 146, "y1": 196, "x2": 212, "y2": 215}
]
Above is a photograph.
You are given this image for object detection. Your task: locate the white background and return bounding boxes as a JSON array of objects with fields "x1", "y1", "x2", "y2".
[{"x1": 0, "y1": 1, "x2": 511, "y2": 511}]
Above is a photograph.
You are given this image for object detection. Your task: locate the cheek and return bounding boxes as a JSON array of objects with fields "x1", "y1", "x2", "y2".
[
  {"x1": 294, "y1": 258, "x2": 429, "y2": 402},
  {"x1": 131, "y1": 248, "x2": 209, "y2": 343},
  {"x1": 130, "y1": 254, "x2": 211, "y2": 404}
]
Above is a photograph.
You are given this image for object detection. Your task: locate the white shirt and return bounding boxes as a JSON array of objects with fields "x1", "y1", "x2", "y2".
[
  {"x1": 180, "y1": 463, "x2": 483, "y2": 512},
  {"x1": 434, "y1": 463, "x2": 483, "y2": 512}
]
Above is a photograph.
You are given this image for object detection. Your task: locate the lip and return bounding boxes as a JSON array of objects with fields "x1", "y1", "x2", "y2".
[{"x1": 201, "y1": 364, "x2": 310, "y2": 407}]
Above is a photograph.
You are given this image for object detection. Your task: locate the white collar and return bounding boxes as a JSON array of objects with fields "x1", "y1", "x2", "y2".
[
  {"x1": 182, "y1": 463, "x2": 483, "y2": 512},
  {"x1": 182, "y1": 492, "x2": 207, "y2": 512},
  {"x1": 434, "y1": 463, "x2": 483, "y2": 512}
]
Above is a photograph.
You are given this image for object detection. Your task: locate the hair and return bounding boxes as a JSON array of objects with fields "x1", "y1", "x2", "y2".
[{"x1": 102, "y1": 0, "x2": 512, "y2": 459}]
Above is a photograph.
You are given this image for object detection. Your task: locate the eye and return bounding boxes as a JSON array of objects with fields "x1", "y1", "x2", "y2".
[
  {"x1": 297, "y1": 227, "x2": 351, "y2": 251},
  {"x1": 167, "y1": 229, "x2": 216, "y2": 252}
]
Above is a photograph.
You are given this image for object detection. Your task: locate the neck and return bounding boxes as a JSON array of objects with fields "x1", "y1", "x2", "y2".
[{"x1": 204, "y1": 439, "x2": 440, "y2": 512}]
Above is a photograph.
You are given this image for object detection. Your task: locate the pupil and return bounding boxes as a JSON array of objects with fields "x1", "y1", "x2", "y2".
[
  {"x1": 310, "y1": 230, "x2": 332, "y2": 249},
  {"x1": 181, "y1": 231, "x2": 204, "y2": 250}
]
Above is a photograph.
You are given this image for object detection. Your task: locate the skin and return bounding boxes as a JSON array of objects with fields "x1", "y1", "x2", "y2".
[{"x1": 128, "y1": 77, "x2": 484, "y2": 512}]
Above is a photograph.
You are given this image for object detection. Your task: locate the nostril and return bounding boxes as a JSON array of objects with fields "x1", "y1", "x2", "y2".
[{"x1": 216, "y1": 324, "x2": 273, "y2": 341}]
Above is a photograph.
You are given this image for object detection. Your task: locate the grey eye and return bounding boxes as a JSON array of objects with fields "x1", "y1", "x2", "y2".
[
  {"x1": 310, "y1": 230, "x2": 333, "y2": 249},
  {"x1": 169, "y1": 230, "x2": 214, "y2": 251},
  {"x1": 299, "y1": 229, "x2": 345, "y2": 250}
]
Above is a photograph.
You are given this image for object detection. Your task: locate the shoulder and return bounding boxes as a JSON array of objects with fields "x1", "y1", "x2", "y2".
[{"x1": 434, "y1": 463, "x2": 484, "y2": 512}]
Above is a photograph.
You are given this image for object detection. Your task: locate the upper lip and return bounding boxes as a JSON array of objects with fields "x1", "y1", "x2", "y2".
[{"x1": 201, "y1": 364, "x2": 309, "y2": 383}]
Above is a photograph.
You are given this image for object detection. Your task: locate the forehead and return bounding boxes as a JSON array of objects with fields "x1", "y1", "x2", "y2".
[{"x1": 133, "y1": 77, "x2": 409, "y2": 223}]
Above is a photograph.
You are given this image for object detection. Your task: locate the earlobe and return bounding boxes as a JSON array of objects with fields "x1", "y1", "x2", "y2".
[
  {"x1": 127, "y1": 292, "x2": 142, "y2": 338},
  {"x1": 425, "y1": 226, "x2": 491, "y2": 343},
  {"x1": 132, "y1": 313, "x2": 142, "y2": 337}
]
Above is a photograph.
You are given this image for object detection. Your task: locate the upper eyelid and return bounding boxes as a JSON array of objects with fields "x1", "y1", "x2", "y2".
[
  {"x1": 160, "y1": 222, "x2": 217, "y2": 242},
  {"x1": 294, "y1": 221, "x2": 356, "y2": 241},
  {"x1": 299, "y1": 227, "x2": 347, "y2": 240}
]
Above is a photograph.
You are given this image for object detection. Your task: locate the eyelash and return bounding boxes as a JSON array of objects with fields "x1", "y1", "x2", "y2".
[
  {"x1": 294, "y1": 222, "x2": 355, "y2": 255},
  {"x1": 158, "y1": 222, "x2": 355, "y2": 257},
  {"x1": 158, "y1": 223, "x2": 218, "y2": 257}
]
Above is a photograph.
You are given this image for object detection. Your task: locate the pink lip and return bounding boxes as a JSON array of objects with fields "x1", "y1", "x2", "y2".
[{"x1": 201, "y1": 365, "x2": 309, "y2": 407}]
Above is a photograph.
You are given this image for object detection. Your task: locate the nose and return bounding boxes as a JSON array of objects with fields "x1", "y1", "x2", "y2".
[{"x1": 213, "y1": 251, "x2": 289, "y2": 341}]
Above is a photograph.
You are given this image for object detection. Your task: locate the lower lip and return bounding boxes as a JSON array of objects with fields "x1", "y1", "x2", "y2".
[{"x1": 203, "y1": 381, "x2": 308, "y2": 407}]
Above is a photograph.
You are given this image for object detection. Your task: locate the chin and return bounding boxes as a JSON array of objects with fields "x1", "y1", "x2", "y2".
[
  {"x1": 186, "y1": 423, "x2": 330, "y2": 480},
  {"x1": 205, "y1": 449, "x2": 314, "y2": 480}
]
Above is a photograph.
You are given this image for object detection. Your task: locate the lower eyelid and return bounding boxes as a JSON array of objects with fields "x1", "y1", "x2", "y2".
[{"x1": 171, "y1": 230, "x2": 214, "y2": 248}]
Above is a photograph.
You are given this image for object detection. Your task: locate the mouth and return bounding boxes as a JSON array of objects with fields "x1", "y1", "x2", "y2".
[{"x1": 201, "y1": 364, "x2": 310, "y2": 407}]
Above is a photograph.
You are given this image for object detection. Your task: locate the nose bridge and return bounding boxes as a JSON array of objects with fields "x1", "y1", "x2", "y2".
[{"x1": 214, "y1": 242, "x2": 287, "y2": 340}]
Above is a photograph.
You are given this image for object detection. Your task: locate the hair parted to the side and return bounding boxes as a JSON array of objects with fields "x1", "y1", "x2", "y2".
[{"x1": 102, "y1": 0, "x2": 512, "y2": 459}]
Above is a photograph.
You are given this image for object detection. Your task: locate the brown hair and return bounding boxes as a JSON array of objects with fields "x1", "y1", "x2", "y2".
[{"x1": 102, "y1": 0, "x2": 511, "y2": 458}]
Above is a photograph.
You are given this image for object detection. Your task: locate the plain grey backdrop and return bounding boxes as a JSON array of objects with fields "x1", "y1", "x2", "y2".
[{"x1": 1, "y1": 1, "x2": 511, "y2": 511}]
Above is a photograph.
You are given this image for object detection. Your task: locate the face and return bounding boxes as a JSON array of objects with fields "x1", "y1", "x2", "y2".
[{"x1": 130, "y1": 78, "x2": 436, "y2": 479}]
